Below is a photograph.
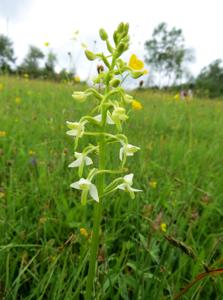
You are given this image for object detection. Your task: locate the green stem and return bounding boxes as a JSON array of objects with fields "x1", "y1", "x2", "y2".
[{"x1": 85, "y1": 110, "x2": 106, "y2": 300}]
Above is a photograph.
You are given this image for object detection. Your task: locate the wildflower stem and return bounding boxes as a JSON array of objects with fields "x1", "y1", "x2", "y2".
[{"x1": 85, "y1": 107, "x2": 106, "y2": 300}]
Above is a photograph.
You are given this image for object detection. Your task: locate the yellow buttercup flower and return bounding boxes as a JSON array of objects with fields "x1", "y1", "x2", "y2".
[
  {"x1": 0, "y1": 131, "x2": 6, "y2": 137},
  {"x1": 29, "y1": 150, "x2": 36, "y2": 156},
  {"x1": 0, "y1": 192, "x2": 5, "y2": 199},
  {"x1": 15, "y1": 97, "x2": 22, "y2": 104},
  {"x1": 149, "y1": 180, "x2": 157, "y2": 189},
  {"x1": 160, "y1": 223, "x2": 167, "y2": 233},
  {"x1": 80, "y1": 227, "x2": 88, "y2": 238},
  {"x1": 131, "y1": 100, "x2": 143, "y2": 110},
  {"x1": 128, "y1": 54, "x2": 144, "y2": 70},
  {"x1": 174, "y1": 93, "x2": 180, "y2": 101},
  {"x1": 74, "y1": 75, "x2": 81, "y2": 83},
  {"x1": 44, "y1": 42, "x2": 50, "y2": 47}
]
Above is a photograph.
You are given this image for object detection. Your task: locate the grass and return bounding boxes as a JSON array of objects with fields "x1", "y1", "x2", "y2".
[{"x1": 0, "y1": 75, "x2": 223, "y2": 299}]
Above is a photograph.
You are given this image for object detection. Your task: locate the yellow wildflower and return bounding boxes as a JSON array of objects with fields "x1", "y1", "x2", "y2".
[
  {"x1": 174, "y1": 93, "x2": 180, "y2": 101},
  {"x1": 44, "y1": 42, "x2": 49, "y2": 47},
  {"x1": 80, "y1": 227, "x2": 88, "y2": 238},
  {"x1": 0, "y1": 131, "x2": 6, "y2": 137},
  {"x1": 149, "y1": 180, "x2": 157, "y2": 189},
  {"x1": 160, "y1": 223, "x2": 167, "y2": 233},
  {"x1": 0, "y1": 83, "x2": 3, "y2": 91},
  {"x1": 131, "y1": 100, "x2": 143, "y2": 110},
  {"x1": 29, "y1": 150, "x2": 36, "y2": 156},
  {"x1": 128, "y1": 54, "x2": 144, "y2": 70},
  {"x1": 74, "y1": 75, "x2": 81, "y2": 83},
  {"x1": 128, "y1": 54, "x2": 148, "y2": 78},
  {"x1": 15, "y1": 97, "x2": 22, "y2": 104},
  {"x1": 0, "y1": 192, "x2": 5, "y2": 199}
]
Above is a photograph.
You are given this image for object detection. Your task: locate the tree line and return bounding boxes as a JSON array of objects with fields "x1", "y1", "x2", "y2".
[
  {"x1": 1, "y1": 22, "x2": 223, "y2": 98},
  {"x1": 0, "y1": 36, "x2": 75, "y2": 81}
]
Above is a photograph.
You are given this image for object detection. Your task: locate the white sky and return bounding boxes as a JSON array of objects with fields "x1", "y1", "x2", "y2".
[{"x1": 0, "y1": 0, "x2": 223, "y2": 82}]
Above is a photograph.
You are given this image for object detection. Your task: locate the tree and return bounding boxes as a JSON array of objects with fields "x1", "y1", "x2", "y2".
[
  {"x1": 0, "y1": 34, "x2": 16, "y2": 73},
  {"x1": 43, "y1": 51, "x2": 57, "y2": 79},
  {"x1": 144, "y1": 22, "x2": 194, "y2": 87},
  {"x1": 19, "y1": 45, "x2": 44, "y2": 77},
  {"x1": 45, "y1": 51, "x2": 57, "y2": 73},
  {"x1": 196, "y1": 59, "x2": 223, "y2": 98}
]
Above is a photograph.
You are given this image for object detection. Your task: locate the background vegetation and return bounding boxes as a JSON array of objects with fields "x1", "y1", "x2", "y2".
[
  {"x1": 1, "y1": 22, "x2": 223, "y2": 98},
  {"x1": 0, "y1": 76, "x2": 223, "y2": 299}
]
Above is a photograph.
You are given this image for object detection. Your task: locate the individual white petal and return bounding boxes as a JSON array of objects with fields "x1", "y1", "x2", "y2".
[
  {"x1": 68, "y1": 158, "x2": 82, "y2": 168},
  {"x1": 124, "y1": 173, "x2": 134, "y2": 185},
  {"x1": 106, "y1": 113, "x2": 115, "y2": 124},
  {"x1": 70, "y1": 181, "x2": 81, "y2": 189},
  {"x1": 89, "y1": 184, "x2": 99, "y2": 202},
  {"x1": 85, "y1": 156, "x2": 93, "y2": 165},
  {"x1": 93, "y1": 114, "x2": 102, "y2": 122},
  {"x1": 66, "y1": 129, "x2": 78, "y2": 136},
  {"x1": 119, "y1": 147, "x2": 124, "y2": 161},
  {"x1": 128, "y1": 187, "x2": 142, "y2": 192},
  {"x1": 66, "y1": 121, "x2": 76, "y2": 129},
  {"x1": 93, "y1": 113, "x2": 114, "y2": 125},
  {"x1": 74, "y1": 152, "x2": 82, "y2": 158},
  {"x1": 116, "y1": 183, "x2": 126, "y2": 190},
  {"x1": 125, "y1": 144, "x2": 140, "y2": 156}
]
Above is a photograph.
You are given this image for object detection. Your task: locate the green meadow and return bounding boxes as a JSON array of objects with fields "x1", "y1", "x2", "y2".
[{"x1": 1, "y1": 76, "x2": 223, "y2": 299}]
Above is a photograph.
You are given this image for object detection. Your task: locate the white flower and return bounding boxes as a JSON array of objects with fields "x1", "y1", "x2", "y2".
[
  {"x1": 119, "y1": 143, "x2": 140, "y2": 161},
  {"x1": 117, "y1": 173, "x2": 142, "y2": 199},
  {"x1": 70, "y1": 178, "x2": 99, "y2": 202},
  {"x1": 111, "y1": 106, "x2": 128, "y2": 123},
  {"x1": 93, "y1": 112, "x2": 114, "y2": 125},
  {"x1": 68, "y1": 152, "x2": 93, "y2": 168},
  {"x1": 66, "y1": 120, "x2": 87, "y2": 138},
  {"x1": 72, "y1": 91, "x2": 90, "y2": 102}
]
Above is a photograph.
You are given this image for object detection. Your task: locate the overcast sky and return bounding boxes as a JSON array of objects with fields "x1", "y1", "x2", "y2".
[{"x1": 0, "y1": 0, "x2": 223, "y2": 82}]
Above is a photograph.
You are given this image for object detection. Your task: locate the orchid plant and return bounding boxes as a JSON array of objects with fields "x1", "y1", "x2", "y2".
[{"x1": 66, "y1": 22, "x2": 147, "y2": 299}]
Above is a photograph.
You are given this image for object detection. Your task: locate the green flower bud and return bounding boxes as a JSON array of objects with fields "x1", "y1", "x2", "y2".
[
  {"x1": 72, "y1": 91, "x2": 89, "y2": 102},
  {"x1": 113, "y1": 30, "x2": 119, "y2": 45},
  {"x1": 110, "y1": 78, "x2": 121, "y2": 88},
  {"x1": 99, "y1": 28, "x2": 108, "y2": 41},
  {"x1": 117, "y1": 42, "x2": 125, "y2": 55},
  {"x1": 85, "y1": 50, "x2": 96, "y2": 61},
  {"x1": 124, "y1": 23, "x2": 129, "y2": 35},
  {"x1": 106, "y1": 40, "x2": 114, "y2": 53},
  {"x1": 124, "y1": 94, "x2": 134, "y2": 104},
  {"x1": 117, "y1": 22, "x2": 124, "y2": 33}
]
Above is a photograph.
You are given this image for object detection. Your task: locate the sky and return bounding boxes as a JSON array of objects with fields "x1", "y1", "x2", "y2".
[{"x1": 0, "y1": 0, "x2": 223, "y2": 84}]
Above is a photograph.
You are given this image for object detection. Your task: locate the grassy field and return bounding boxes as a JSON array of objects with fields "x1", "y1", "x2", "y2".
[{"x1": 0, "y1": 76, "x2": 223, "y2": 299}]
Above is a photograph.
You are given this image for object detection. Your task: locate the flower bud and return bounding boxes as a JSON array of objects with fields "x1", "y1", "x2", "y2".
[
  {"x1": 117, "y1": 42, "x2": 125, "y2": 55},
  {"x1": 85, "y1": 50, "x2": 96, "y2": 61},
  {"x1": 106, "y1": 40, "x2": 114, "y2": 53},
  {"x1": 113, "y1": 30, "x2": 119, "y2": 45},
  {"x1": 117, "y1": 22, "x2": 124, "y2": 33},
  {"x1": 72, "y1": 91, "x2": 89, "y2": 102},
  {"x1": 110, "y1": 78, "x2": 121, "y2": 88},
  {"x1": 124, "y1": 23, "x2": 129, "y2": 35},
  {"x1": 124, "y1": 94, "x2": 133, "y2": 104},
  {"x1": 99, "y1": 28, "x2": 108, "y2": 41}
]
